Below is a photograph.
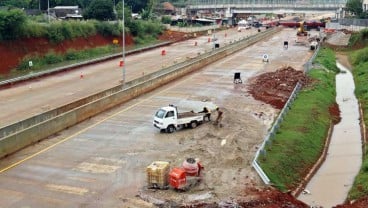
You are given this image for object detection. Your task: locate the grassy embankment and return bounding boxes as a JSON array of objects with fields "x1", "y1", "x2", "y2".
[
  {"x1": 0, "y1": 16, "x2": 165, "y2": 80},
  {"x1": 259, "y1": 47, "x2": 339, "y2": 191},
  {"x1": 347, "y1": 39, "x2": 368, "y2": 200}
]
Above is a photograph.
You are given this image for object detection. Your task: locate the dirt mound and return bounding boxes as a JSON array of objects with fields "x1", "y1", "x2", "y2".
[
  {"x1": 248, "y1": 66, "x2": 309, "y2": 109},
  {"x1": 139, "y1": 187, "x2": 309, "y2": 208},
  {"x1": 334, "y1": 196, "x2": 368, "y2": 208},
  {"x1": 158, "y1": 30, "x2": 189, "y2": 42},
  {"x1": 238, "y1": 188, "x2": 309, "y2": 208}
]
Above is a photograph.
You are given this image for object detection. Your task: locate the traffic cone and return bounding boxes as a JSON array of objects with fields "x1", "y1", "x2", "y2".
[{"x1": 208, "y1": 37, "x2": 211, "y2": 43}]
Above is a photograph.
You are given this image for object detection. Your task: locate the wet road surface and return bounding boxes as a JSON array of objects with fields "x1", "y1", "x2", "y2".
[
  {"x1": 0, "y1": 28, "x2": 258, "y2": 127},
  {"x1": 0, "y1": 28, "x2": 314, "y2": 207}
]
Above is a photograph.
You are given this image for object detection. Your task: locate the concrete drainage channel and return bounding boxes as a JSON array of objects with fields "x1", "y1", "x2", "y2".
[
  {"x1": 298, "y1": 62, "x2": 362, "y2": 207},
  {"x1": 0, "y1": 27, "x2": 281, "y2": 159}
]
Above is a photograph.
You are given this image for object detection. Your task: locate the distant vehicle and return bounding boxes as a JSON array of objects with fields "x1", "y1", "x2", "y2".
[
  {"x1": 305, "y1": 21, "x2": 325, "y2": 31},
  {"x1": 252, "y1": 21, "x2": 262, "y2": 28},
  {"x1": 237, "y1": 19, "x2": 251, "y2": 31},
  {"x1": 279, "y1": 21, "x2": 299, "y2": 28},
  {"x1": 153, "y1": 105, "x2": 211, "y2": 133}
]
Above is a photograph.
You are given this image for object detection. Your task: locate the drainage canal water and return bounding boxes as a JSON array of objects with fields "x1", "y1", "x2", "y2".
[{"x1": 298, "y1": 62, "x2": 362, "y2": 207}]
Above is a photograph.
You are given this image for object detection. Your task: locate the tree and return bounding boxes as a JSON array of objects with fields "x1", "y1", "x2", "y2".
[
  {"x1": 345, "y1": 0, "x2": 364, "y2": 17},
  {"x1": 116, "y1": 1, "x2": 132, "y2": 22},
  {"x1": 125, "y1": 0, "x2": 147, "y2": 13},
  {"x1": 0, "y1": 9, "x2": 27, "y2": 40},
  {"x1": 141, "y1": 0, "x2": 156, "y2": 20},
  {"x1": 83, "y1": 0, "x2": 115, "y2": 21}
]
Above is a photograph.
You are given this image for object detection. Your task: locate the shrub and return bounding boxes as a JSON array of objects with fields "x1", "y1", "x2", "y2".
[
  {"x1": 65, "y1": 49, "x2": 85, "y2": 60},
  {"x1": 47, "y1": 22, "x2": 65, "y2": 43},
  {"x1": 21, "y1": 20, "x2": 48, "y2": 38},
  {"x1": 0, "y1": 9, "x2": 27, "y2": 40},
  {"x1": 44, "y1": 51, "x2": 64, "y2": 64},
  {"x1": 351, "y1": 47, "x2": 368, "y2": 65},
  {"x1": 128, "y1": 20, "x2": 164, "y2": 39},
  {"x1": 17, "y1": 55, "x2": 42, "y2": 70},
  {"x1": 94, "y1": 21, "x2": 122, "y2": 36},
  {"x1": 161, "y1": 16, "x2": 172, "y2": 24}
]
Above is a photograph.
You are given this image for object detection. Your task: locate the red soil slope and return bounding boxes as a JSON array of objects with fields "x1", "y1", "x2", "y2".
[{"x1": 0, "y1": 34, "x2": 134, "y2": 74}]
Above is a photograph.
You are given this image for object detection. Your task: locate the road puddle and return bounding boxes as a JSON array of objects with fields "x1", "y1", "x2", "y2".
[{"x1": 298, "y1": 62, "x2": 362, "y2": 207}]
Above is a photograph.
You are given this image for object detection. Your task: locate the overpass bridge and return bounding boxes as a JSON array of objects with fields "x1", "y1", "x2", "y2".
[{"x1": 185, "y1": 0, "x2": 347, "y2": 19}]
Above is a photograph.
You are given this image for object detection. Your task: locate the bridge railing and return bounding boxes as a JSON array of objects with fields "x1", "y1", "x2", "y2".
[
  {"x1": 186, "y1": 0, "x2": 346, "y2": 5},
  {"x1": 188, "y1": 4, "x2": 344, "y2": 9}
]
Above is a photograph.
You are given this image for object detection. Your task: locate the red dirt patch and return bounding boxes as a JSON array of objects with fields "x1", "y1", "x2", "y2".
[
  {"x1": 0, "y1": 34, "x2": 134, "y2": 74},
  {"x1": 329, "y1": 102, "x2": 341, "y2": 124},
  {"x1": 248, "y1": 66, "x2": 309, "y2": 109},
  {"x1": 158, "y1": 30, "x2": 191, "y2": 42},
  {"x1": 334, "y1": 196, "x2": 368, "y2": 208},
  {"x1": 238, "y1": 187, "x2": 309, "y2": 208}
]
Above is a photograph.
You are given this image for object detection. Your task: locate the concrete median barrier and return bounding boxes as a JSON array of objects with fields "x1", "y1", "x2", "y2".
[{"x1": 0, "y1": 27, "x2": 282, "y2": 159}]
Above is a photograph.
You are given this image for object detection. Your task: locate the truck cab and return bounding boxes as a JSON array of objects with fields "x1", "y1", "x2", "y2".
[{"x1": 153, "y1": 106, "x2": 178, "y2": 133}]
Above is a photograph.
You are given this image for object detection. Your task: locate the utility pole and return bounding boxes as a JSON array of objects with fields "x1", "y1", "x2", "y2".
[
  {"x1": 122, "y1": 0, "x2": 126, "y2": 84},
  {"x1": 48, "y1": 0, "x2": 50, "y2": 23}
]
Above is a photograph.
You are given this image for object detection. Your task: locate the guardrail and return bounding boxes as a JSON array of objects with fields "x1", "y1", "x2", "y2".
[
  {"x1": 252, "y1": 82, "x2": 301, "y2": 185},
  {"x1": 0, "y1": 41, "x2": 171, "y2": 87},
  {"x1": 0, "y1": 27, "x2": 282, "y2": 158},
  {"x1": 165, "y1": 25, "x2": 219, "y2": 33},
  {"x1": 252, "y1": 42, "x2": 321, "y2": 185}
]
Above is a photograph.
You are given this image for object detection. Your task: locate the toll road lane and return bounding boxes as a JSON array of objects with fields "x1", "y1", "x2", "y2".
[
  {"x1": 0, "y1": 29, "x2": 314, "y2": 207},
  {"x1": 0, "y1": 27, "x2": 256, "y2": 127}
]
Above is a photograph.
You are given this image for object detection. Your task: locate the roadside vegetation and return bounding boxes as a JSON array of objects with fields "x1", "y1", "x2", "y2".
[
  {"x1": 259, "y1": 48, "x2": 338, "y2": 191},
  {"x1": 0, "y1": 1, "x2": 165, "y2": 78},
  {"x1": 348, "y1": 28, "x2": 368, "y2": 47},
  {"x1": 347, "y1": 42, "x2": 368, "y2": 200},
  {"x1": 0, "y1": 38, "x2": 166, "y2": 81}
]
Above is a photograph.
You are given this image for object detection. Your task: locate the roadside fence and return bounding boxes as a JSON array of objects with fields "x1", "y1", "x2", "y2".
[{"x1": 252, "y1": 41, "x2": 321, "y2": 185}]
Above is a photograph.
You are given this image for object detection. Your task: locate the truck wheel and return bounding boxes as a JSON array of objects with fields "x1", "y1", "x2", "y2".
[
  {"x1": 190, "y1": 121, "x2": 198, "y2": 129},
  {"x1": 166, "y1": 125, "x2": 175, "y2": 133}
]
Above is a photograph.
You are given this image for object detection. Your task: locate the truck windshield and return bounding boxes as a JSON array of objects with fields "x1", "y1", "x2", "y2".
[{"x1": 155, "y1": 109, "x2": 166, "y2": 119}]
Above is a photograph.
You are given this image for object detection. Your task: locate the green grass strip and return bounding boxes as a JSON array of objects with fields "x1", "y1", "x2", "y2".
[
  {"x1": 348, "y1": 48, "x2": 368, "y2": 200},
  {"x1": 0, "y1": 38, "x2": 164, "y2": 81},
  {"x1": 259, "y1": 47, "x2": 337, "y2": 191}
]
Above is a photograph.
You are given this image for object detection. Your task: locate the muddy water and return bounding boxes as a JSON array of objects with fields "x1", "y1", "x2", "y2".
[{"x1": 298, "y1": 62, "x2": 362, "y2": 207}]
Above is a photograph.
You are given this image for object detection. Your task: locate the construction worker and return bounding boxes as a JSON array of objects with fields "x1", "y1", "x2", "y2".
[
  {"x1": 214, "y1": 107, "x2": 223, "y2": 127},
  {"x1": 199, "y1": 107, "x2": 211, "y2": 121}
]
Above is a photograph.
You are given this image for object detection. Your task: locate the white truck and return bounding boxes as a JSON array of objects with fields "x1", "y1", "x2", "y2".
[{"x1": 153, "y1": 105, "x2": 211, "y2": 133}]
